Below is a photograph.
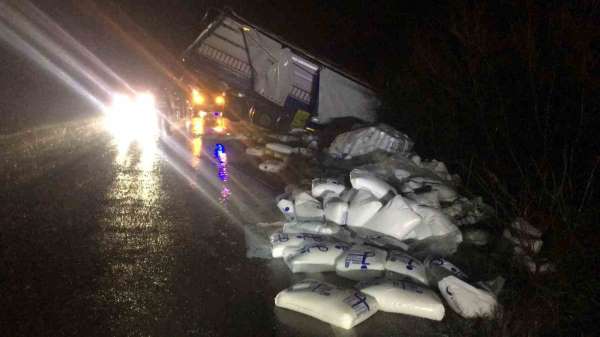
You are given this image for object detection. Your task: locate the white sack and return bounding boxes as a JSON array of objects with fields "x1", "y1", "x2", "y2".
[
  {"x1": 385, "y1": 251, "x2": 428, "y2": 285},
  {"x1": 346, "y1": 190, "x2": 382, "y2": 228},
  {"x1": 270, "y1": 231, "x2": 329, "y2": 258},
  {"x1": 266, "y1": 142, "x2": 294, "y2": 155},
  {"x1": 259, "y1": 160, "x2": 286, "y2": 173},
  {"x1": 294, "y1": 192, "x2": 324, "y2": 222},
  {"x1": 245, "y1": 147, "x2": 265, "y2": 157},
  {"x1": 438, "y1": 276, "x2": 498, "y2": 318},
  {"x1": 405, "y1": 191, "x2": 441, "y2": 209},
  {"x1": 425, "y1": 256, "x2": 469, "y2": 283},
  {"x1": 276, "y1": 197, "x2": 295, "y2": 221},
  {"x1": 324, "y1": 196, "x2": 349, "y2": 225},
  {"x1": 407, "y1": 202, "x2": 459, "y2": 240},
  {"x1": 327, "y1": 124, "x2": 412, "y2": 158},
  {"x1": 275, "y1": 279, "x2": 378, "y2": 329},
  {"x1": 335, "y1": 245, "x2": 387, "y2": 281},
  {"x1": 431, "y1": 184, "x2": 458, "y2": 203},
  {"x1": 283, "y1": 221, "x2": 340, "y2": 235},
  {"x1": 357, "y1": 278, "x2": 444, "y2": 320},
  {"x1": 312, "y1": 178, "x2": 346, "y2": 198},
  {"x1": 361, "y1": 195, "x2": 422, "y2": 240},
  {"x1": 284, "y1": 241, "x2": 352, "y2": 273},
  {"x1": 350, "y1": 169, "x2": 396, "y2": 199}
]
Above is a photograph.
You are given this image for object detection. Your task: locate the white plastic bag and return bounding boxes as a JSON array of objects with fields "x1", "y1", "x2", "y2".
[
  {"x1": 438, "y1": 276, "x2": 498, "y2": 318},
  {"x1": 350, "y1": 169, "x2": 396, "y2": 199},
  {"x1": 357, "y1": 278, "x2": 445, "y2": 321},
  {"x1": 284, "y1": 241, "x2": 352, "y2": 273},
  {"x1": 283, "y1": 221, "x2": 340, "y2": 235},
  {"x1": 324, "y1": 196, "x2": 349, "y2": 225},
  {"x1": 385, "y1": 251, "x2": 428, "y2": 285},
  {"x1": 259, "y1": 160, "x2": 286, "y2": 173},
  {"x1": 405, "y1": 191, "x2": 441, "y2": 209},
  {"x1": 335, "y1": 245, "x2": 387, "y2": 281},
  {"x1": 266, "y1": 142, "x2": 294, "y2": 155},
  {"x1": 270, "y1": 231, "x2": 329, "y2": 258},
  {"x1": 361, "y1": 195, "x2": 422, "y2": 240},
  {"x1": 346, "y1": 190, "x2": 383, "y2": 228},
  {"x1": 311, "y1": 178, "x2": 346, "y2": 198},
  {"x1": 276, "y1": 196, "x2": 295, "y2": 221},
  {"x1": 275, "y1": 279, "x2": 379, "y2": 329},
  {"x1": 425, "y1": 256, "x2": 469, "y2": 283},
  {"x1": 407, "y1": 202, "x2": 458, "y2": 240},
  {"x1": 294, "y1": 192, "x2": 324, "y2": 222},
  {"x1": 245, "y1": 147, "x2": 265, "y2": 157}
]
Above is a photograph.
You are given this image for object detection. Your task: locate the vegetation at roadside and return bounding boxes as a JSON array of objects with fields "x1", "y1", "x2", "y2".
[{"x1": 379, "y1": 1, "x2": 599, "y2": 336}]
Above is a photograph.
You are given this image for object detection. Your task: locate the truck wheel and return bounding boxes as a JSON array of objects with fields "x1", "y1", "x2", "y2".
[{"x1": 256, "y1": 111, "x2": 274, "y2": 128}]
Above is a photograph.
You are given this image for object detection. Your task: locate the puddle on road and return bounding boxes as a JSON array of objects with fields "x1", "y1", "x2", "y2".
[{"x1": 96, "y1": 137, "x2": 175, "y2": 334}]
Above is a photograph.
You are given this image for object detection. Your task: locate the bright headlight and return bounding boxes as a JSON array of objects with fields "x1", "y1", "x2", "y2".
[
  {"x1": 192, "y1": 89, "x2": 204, "y2": 105},
  {"x1": 104, "y1": 91, "x2": 158, "y2": 141}
]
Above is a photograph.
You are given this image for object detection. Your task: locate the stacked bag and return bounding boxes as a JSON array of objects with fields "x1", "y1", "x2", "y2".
[{"x1": 269, "y1": 170, "x2": 499, "y2": 329}]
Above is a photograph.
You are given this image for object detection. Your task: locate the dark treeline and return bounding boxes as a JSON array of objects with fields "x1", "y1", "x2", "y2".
[{"x1": 379, "y1": 2, "x2": 598, "y2": 335}]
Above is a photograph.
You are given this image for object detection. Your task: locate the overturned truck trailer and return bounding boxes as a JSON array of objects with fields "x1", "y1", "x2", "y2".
[{"x1": 182, "y1": 10, "x2": 379, "y2": 129}]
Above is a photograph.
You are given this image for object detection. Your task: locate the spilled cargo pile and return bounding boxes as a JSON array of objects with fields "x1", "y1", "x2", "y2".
[{"x1": 244, "y1": 123, "x2": 549, "y2": 329}]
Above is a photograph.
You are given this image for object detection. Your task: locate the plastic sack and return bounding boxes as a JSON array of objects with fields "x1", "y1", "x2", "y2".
[
  {"x1": 347, "y1": 190, "x2": 383, "y2": 228},
  {"x1": 312, "y1": 178, "x2": 346, "y2": 198},
  {"x1": 357, "y1": 278, "x2": 444, "y2": 321},
  {"x1": 266, "y1": 142, "x2": 294, "y2": 155},
  {"x1": 340, "y1": 188, "x2": 358, "y2": 203},
  {"x1": 283, "y1": 221, "x2": 340, "y2": 235},
  {"x1": 405, "y1": 230, "x2": 463, "y2": 258},
  {"x1": 406, "y1": 201, "x2": 458, "y2": 240},
  {"x1": 350, "y1": 169, "x2": 396, "y2": 199},
  {"x1": 361, "y1": 195, "x2": 422, "y2": 240},
  {"x1": 245, "y1": 147, "x2": 265, "y2": 157},
  {"x1": 270, "y1": 231, "x2": 329, "y2": 258},
  {"x1": 275, "y1": 279, "x2": 379, "y2": 329},
  {"x1": 438, "y1": 276, "x2": 498, "y2": 318},
  {"x1": 405, "y1": 191, "x2": 441, "y2": 209},
  {"x1": 384, "y1": 251, "x2": 428, "y2": 285},
  {"x1": 425, "y1": 256, "x2": 469, "y2": 284},
  {"x1": 328, "y1": 124, "x2": 414, "y2": 160},
  {"x1": 335, "y1": 245, "x2": 387, "y2": 281},
  {"x1": 259, "y1": 160, "x2": 286, "y2": 173},
  {"x1": 276, "y1": 195, "x2": 295, "y2": 221},
  {"x1": 324, "y1": 196, "x2": 349, "y2": 225},
  {"x1": 294, "y1": 192, "x2": 324, "y2": 222},
  {"x1": 284, "y1": 241, "x2": 352, "y2": 273}
]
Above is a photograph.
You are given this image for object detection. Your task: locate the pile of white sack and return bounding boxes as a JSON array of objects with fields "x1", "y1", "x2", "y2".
[
  {"x1": 267, "y1": 168, "x2": 502, "y2": 328},
  {"x1": 246, "y1": 130, "x2": 318, "y2": 173},
  {"x1": 244, "y1": 123, "x2": 554, "y2": 329}
]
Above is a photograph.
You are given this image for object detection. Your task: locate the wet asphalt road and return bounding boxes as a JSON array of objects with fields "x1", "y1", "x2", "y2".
[{"x1": 1, "y1": 116, "x2": 444, "y2": 337}]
